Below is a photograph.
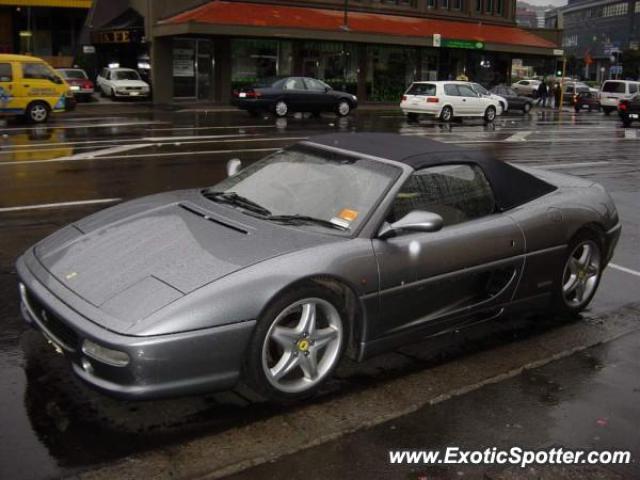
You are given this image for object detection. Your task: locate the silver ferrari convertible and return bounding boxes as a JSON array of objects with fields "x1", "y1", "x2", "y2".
[{"x1": 17, "y1": 133, "x2": 621, "y2": 402}]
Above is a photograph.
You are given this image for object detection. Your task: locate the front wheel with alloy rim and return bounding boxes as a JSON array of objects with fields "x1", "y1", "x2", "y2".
[
  {"x1": 244, "y1": 286, "x2": 347, "y2": 402},
  {"x1": 274, "y1": 100, "x2": 288, "y2": 117},
  {"x1": 554, "y1": 233, "x2": 603, "y2": 315},
  {"x1": 484, "y1": 106, "x2": 497, "y2": 123},
  {"x1": 26, "y1": 102, "x2": 49, "y2": 123},
  {"x1": 336, "y1": 99, "x2": 351, "y2": 117},
  {"x1": 440, "y1": 106, "x2": 453, "y2": 122}
]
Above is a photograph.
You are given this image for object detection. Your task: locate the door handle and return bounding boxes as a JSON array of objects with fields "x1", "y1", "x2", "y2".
[{"x1": 462, "y1": 99, "x2": 466, "y2": 102}]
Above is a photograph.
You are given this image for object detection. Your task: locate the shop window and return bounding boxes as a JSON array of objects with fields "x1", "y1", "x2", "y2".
[
  {"x1": 441, "y1": 0, "x2": 450, "y2": 8},
  {"x1": 427, "y1": 0, "x2": 436, "y2": 7},
  {"x1": 231, "y1": 39, "x2": 283, "y2": 89},
  {"x1": 486, "y1": 0, "x2": 494, "y2": 13},
  {"x1": 496, "y1": 0, "x2": 503, "y2": 14},
  {"x1": 453, "y1": 0, "x2": 463, "y2": 9},
  {"x1": 300, "y1": 41, "x2": 358, "y2": 94},
  {"x1": 367, "y1": 45, "x2": 418, "y2": 101},
  {"x1": 475, "y1": 0, "x2": 483, "y2": 12}
]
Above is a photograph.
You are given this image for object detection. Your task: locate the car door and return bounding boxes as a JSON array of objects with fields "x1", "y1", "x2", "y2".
[
  {"x1": 303, "y1": 78, "x2": 333, "y2": 111},
  {"x1": 18, "y1": 62, "x2": 64, "y2": 109},
  {"x1": 0, "y1": 62, "x2": 17, "y2": 114},
  {"x1": 457, "y1": 84, "x2": 483, "y2": 114},
  {"x1": 443, "y1": 84, "x2": 467, "y2": 114},
  {"x1": 281, "y1": 77, "x2": 307, "y2": 111},
  {"x1": 370, "y1": 163, "x2": 525, "y2": 342}
]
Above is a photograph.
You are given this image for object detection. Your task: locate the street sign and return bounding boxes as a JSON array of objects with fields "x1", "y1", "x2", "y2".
[
  {"x1": 441, "y1": 39, "x2": 484, "y2": 49},
  {"x1": 610, "y1": 65, "x2": 623, "y2": 75},
  {"x1": 82, "y1": 45, "x2": 96, "y2": 54},
  {"x1": 553, "y1": 49, "x2": 564, "y2": 56},
  {"x1": 433, "y1": 34, "x2": 441, "y2": 47}
]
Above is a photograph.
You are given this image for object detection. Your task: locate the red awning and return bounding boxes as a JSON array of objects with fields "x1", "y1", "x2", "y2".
[{"x1": 161, "y1": 1, "x2": 556, "y2": 50}]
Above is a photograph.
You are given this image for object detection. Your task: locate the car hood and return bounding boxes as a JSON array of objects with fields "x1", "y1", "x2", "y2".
[{"x1": 33, "y1": 191, "x2": 336, "y2": 331}]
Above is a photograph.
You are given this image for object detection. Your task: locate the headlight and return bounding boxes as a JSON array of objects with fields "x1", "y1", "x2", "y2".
[
  {"x1": 352, "y1": 95, "x2": 358, "y2": 101},
  {"x1": 82, "y1": 339, "x2": 130, "y2": 367}
]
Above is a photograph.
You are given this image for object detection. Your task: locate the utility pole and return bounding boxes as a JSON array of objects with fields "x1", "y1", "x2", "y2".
[
  {"x1": 342, "y1": 0, "x2": 350, "y2": 30},
  {"x1": 558, "y1": 56, "x2": 567, "y2": 113}
]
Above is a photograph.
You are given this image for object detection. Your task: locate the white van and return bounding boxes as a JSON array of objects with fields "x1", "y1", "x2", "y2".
[{"x1": 599, "y1": 80, "x2": 640, "y2": 114}]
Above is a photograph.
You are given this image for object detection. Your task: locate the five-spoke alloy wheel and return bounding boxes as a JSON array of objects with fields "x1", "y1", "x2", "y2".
[
  {"x1": 244, "y1": 286, "x2": 347, "y2": 402},
  {"x1": 561, "y1": 239, "x2": 601, "y2": 310},
  {"x1": 274, "y1": 100, "x2": 288, "y2": 117}
]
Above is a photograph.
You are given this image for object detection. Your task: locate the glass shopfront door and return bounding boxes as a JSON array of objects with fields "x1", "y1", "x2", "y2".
[{"x1": 173, "y1": 38, "x2": 213, "y2": 99}]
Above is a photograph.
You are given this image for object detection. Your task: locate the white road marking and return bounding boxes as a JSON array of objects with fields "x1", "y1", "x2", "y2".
[
  {"x1": 504, "y1": 131, "x2": 532, "y2": 142},
  {"x1": 609, "y1": 263, "x2": 640, "y2": 278},
  {"x1": 536, "y1": 161, "x2": 612, "y2": 169},
  {"x1": 0, "y1": 198, "x2": 121, "y2": 213},
  {"x1": 0, "y1": 120, "x2": 168, "y2": 132},
  {"x1": 0, "y1": 137, "x2": 305, "y2": 166}
]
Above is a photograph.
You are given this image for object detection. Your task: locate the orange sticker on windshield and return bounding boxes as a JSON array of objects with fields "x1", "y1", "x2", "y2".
[{"x1": 338, "y1": 209, "x2": 359, "y2": 222}]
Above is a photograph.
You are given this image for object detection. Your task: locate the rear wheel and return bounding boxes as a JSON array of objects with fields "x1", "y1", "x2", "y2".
[
  {"x1": 523, "y1": 102, "x2": 531, "y2": 114},
  {"x1": 484, "y1": 106, "x2": 496, "y2": 123},
  {"x1": 553, "y1": 232, "x2": 603, "y2": 316},
  {"x1": 244, "y1": 286, "x2": 348, "y2": 402},
  {"x1": 336, "y1": 99, "x2": 351, "y2": 117},
  {"x1": 274, "y1": 100, "x2": 288, "y2": 118},
  {"x1": 439, "y1": 106, "x2": 453, "y2": 122},
  {"x1": 25, "y1": 101, "x2": 49, "y2": 124}
]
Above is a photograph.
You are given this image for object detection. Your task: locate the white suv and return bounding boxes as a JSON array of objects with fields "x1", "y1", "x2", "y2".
[
  {"x1": 400, "y1": 81, "x2": 501, "y2": 122},
  {"x1": 97, "y1": 67, "x2": 150, "y2": 99},
  {"x1": 599, "y1": 80, "x2": 640, "y2": 115}
]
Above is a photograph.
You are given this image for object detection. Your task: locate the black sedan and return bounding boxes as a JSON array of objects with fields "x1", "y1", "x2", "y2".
[
  {"x1": 490, "y1": 85, "x2": 534, "y2": 113},
  {"x1": 232, "y1": 77, "x2": 358, "y2": 117},
  {"x1": 618, "y1": 94, "x2": 640, "y2": 127}
]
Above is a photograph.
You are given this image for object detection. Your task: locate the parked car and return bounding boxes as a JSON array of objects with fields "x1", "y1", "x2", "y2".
[
  {"x1": 563, "y1": 82, "x2": 592, "y2": 106},
  {"x1": 16, "y1": 133, "x2": 620, "y2": 402},
  {"x1": 232, "y1": 77, "x2": 357, "y2": 117},
  {"x1": 470, "y1": 82, "x2": 508, "y2": 114},
  {"x1": 599, "y1": 80, "x2": 640, "y2": 115},
  {"x1": 490, "y1": 85, "x2": 533, "y2": 113},
  {"x1": 0, "y1": 54, "x2": 74, "y2": 123},
  {"x1": 573, "y1": 91, "x2": 601, "y2": 112},
  {"x1": 511, "y1": 79, "x2": 541, "y2": 97},
  {"x1": 401, "y1": 81, "x2": 501, "y2": 123},
  {"x1": 618, "y1": 94, "x2": 640, "y2": 127},
  {"x1": 57, "y1": 68, "x2": 94, "y2": 102},
  {"x1": 96, "y1": 67, "x2": 150, "y2": 99}
]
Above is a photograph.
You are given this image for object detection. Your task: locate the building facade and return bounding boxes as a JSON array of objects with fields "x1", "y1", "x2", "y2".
[
  {"x1": 0, "y1": 0, "x2": 90, "y2": 67},
  {"x1": 88, "y1": 0, "x2": 561, "y2": 103},
  {"x1": 546, "y1": 0, "x2": 640, "y2": 82}
]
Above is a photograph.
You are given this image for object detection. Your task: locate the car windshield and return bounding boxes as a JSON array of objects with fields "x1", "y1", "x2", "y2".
[
  {"x1": 60, "y1": 70, "x2": 86, "y2": 79},
  {"x1": 602, "y1": 81, "x2": 625, "y2": 93},
  {"x1": 114, "y1": 70, "x2": 141, "y2": 81},
  {"x1": 206, "y1": 145, "x2": 402, "y2": 234}
]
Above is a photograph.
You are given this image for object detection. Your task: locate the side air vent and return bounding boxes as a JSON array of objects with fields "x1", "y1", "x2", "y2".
[{"x1": 178, "y1": 204, "x2": 248, "y2": 235}]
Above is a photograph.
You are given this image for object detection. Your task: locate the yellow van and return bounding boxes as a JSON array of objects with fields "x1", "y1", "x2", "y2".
[{"x1": 0, "y1": 54, "x2": 75, "y2": 123}]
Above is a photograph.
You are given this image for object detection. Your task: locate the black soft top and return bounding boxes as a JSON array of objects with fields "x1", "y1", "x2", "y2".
[{"x1": 307, "y1": 133, "x2": 556, "y2": 211}]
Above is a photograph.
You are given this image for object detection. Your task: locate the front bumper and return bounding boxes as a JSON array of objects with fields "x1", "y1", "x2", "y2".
[
  {"x1": 604, "y1": 222, "x2": 622, "y2": 265},
  {"x1": 16, "y1": 254, "x2": 255, "y2": 400},
  {"x1": 114, "y1": 90, "x2": 149, "y2": 98}
]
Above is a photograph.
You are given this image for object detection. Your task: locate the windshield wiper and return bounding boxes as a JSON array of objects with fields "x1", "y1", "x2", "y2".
[
  {"x1": 266, "y1": 214, "x2": 348, "y2": 231},
  {"x1": 202, "y1": 190, "x2": 272, "y2": 217}
]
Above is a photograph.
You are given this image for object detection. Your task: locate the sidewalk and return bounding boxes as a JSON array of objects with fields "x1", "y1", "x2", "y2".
[{"x1": 225, "y1": 329, "x2": 640, "y2": 480}]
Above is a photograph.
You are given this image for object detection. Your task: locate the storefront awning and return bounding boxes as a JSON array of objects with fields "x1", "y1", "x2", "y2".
[{"x1": 157, "y1": 0, "x2": 558, "y2": 54}]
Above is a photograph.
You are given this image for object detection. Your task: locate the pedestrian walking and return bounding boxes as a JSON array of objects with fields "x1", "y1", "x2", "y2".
[{"x1": 536, "y1": 78, "x2": 548, "y2": 108}]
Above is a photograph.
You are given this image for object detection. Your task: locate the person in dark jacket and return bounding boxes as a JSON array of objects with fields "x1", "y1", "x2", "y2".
[
  {"x1": 553, "y1": 82, "x2": 562, "y2": 109},
  {"x1": 536, "y1": 78, "x2": 548, "y2": 107}
]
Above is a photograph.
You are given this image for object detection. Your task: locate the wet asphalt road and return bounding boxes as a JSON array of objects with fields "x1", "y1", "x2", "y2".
[{"x1": 1, "y1": 105, "x2": 639, "y2": 480}]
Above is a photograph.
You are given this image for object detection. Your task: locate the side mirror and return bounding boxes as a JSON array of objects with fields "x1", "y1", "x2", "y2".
[
  {"x1": 325, "y1": 86, "x2": 331, "y2": 93},
  {"x1": 226, "y1": 158, "x2": 242, "y2": 177},
  {"x1": 378, "y1": 210, "x2": 444, "y2": 239}
]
